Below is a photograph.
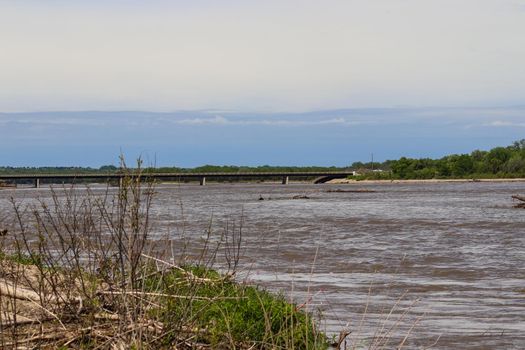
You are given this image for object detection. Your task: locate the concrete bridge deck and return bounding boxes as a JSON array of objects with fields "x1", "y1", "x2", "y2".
[{"x1": 0, "y1": 171, "x2": 354, "y2": 187}]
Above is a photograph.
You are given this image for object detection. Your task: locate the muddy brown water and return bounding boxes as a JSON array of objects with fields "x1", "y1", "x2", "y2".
[{"x1": 1, "y1": 182, "x2": 524, "y2": 349}]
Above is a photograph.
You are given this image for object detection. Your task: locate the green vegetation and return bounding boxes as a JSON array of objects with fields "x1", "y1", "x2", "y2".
[
  {"x1": 151, "y1": 165, "x2": 346, "y2": 174},
  {"x1": 148, "y1": 266, "x2": 325, "y2": 349},
  {"x1": 0, "y1": 164, "x2": 347, "y2": 175},
  {"x1": 0, "y1": 251, "x2": 41, "y2": 266},
  {"x1": 0, "y1": 165, "x2": 119, "y2": 175},
  {"x1": 352, "y1": 140, "x2": 525, "y2": 180}
]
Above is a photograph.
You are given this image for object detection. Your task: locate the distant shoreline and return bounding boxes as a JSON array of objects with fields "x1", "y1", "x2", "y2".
[{"x1": 329, "y1": 178, "x2": 525, "y2": 184}]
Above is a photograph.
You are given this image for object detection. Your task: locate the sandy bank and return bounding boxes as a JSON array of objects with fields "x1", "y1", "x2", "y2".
[{"x1": 328, "y1": 178, "x2": 525, "y2": 185}]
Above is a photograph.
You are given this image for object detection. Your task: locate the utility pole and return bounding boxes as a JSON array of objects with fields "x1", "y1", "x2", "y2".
[{"x1": 371, "y1": 153, "x2": 374, "y2": 171}]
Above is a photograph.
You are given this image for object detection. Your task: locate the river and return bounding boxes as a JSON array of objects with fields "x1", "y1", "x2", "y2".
[{"x1": 1, "y1": 181, "x2": 524, "y2": 349}]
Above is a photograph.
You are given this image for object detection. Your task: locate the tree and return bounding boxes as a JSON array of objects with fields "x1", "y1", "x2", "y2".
[
  {"x1": 391, "y1": 157, "x2": 413, "y2": 178},
  {"x1": 511, "y1": 139, "x2": 525, "y2": 151},
  {"x1": 449, "y1": 154, "x2": 474, "y2": 177},
  {"x1": 485, "y1": 147, "x2": 511, "y2": 173}
]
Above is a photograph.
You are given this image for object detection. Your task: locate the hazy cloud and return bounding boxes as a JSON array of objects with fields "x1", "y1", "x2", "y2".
[
  {"x1": 177, "y1": 115, "x2": 230, "y2": 125},
  {"x1": 1, "y1": 113, "x2": 366, "y2": 128},
  {"x1": 175, "y1": 116, "x2": 362, "y2": 126},
  {"x1": 482, "y1": 120, "x2": 525, "y2": 127},
  {"x1": 0, "y1": 117, "x2": 107, "y2": 127}
]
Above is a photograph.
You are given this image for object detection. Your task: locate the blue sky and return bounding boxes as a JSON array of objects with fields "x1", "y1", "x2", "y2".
[
  {"x1": 1, "y1": 108, "x2": 524, "y2": 167},
  {"x1": 0, "y1": 1, "x2": 524, "y2": 166}
]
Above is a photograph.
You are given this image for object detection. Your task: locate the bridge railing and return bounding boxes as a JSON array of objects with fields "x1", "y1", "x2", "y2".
[{"x1": 0, "y1": 171, "x2": 354, "y2": 187}]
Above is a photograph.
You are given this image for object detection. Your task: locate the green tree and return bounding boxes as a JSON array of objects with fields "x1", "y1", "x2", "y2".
[
  {"x1": 484, "y1": 147, "x2": 511, "y2": 173},
  {"x1": 449, "y1": 154, "x2": 474, "y2": 177}
]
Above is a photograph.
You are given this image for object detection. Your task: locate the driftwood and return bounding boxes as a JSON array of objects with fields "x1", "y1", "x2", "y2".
[
  {"x1": 0, "y1": 279, "x2": 42, "y2": 302},
  {"x1": 0, "y1": 315, "x2": 42, "y2": 327},
  {"x1": 512, "y1": 195, "x2": 525, "y2": 208},
  {"x1": 326, "y1": 189, "x2": 376, "y2": 193},
  {"x1": 292, "y1": 195, "x2": 310, "y2": 199},
  {"x1": 1, "y1": 332, "x2": 69, "y2": 347}
]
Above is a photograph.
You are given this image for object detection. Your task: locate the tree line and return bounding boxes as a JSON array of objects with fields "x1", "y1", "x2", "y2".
[
  {"x1": 0, "y1": 164, "x2": 348, "y2": 175},
  {"x1": 2, "y1": 140, "x2": 525, "y2": 179},
  {"x1": 353, "y1": 139, "x2": 525, "y2": 179}
]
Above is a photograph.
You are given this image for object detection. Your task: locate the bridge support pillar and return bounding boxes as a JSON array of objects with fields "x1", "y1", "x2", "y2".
[
  {"x1": 282, "y1": 176, "x2": 289, "y2": 185},
  {"x1": 35, "y1": 178, "x2": 40, "y2": 188},
  {"x1": 200, "y1": 177, "x2": 206, "y2": 186}
]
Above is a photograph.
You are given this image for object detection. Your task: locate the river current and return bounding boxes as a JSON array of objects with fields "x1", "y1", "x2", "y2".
[{"x1": 1, "y1": 181, "x2": 524, "y2": 349}]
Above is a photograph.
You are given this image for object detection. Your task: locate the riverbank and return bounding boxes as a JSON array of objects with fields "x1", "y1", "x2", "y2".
[
  {"x1": 329, "y1": 178, "x2": 525, "y2": 184},
  {"x1": 0, "y1": 255, "x2": 326, "y2": 349},
  {"x1": 0, "y1": 175, "x2": 328, "y2": 349}
]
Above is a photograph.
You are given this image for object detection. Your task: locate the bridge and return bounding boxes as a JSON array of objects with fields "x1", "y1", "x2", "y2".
[{"x1": 0, "y1": 171, "x2": 355, "y2": 188}]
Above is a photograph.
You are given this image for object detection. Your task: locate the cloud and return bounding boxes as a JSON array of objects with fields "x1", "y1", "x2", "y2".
[
  {"x1": 0, "y1": 112, "x2": 368, "y2": 130},
  {"x1": 0, "y1": 118, "x2": 107, "y2": 127},
  {"x1": 174, "y1": 115, "x2": 363, "y2": 127},
  {"x1": 482, "y1": 120, "x2": 525, "y2": 127},
  {"x1": 177, "y1": 115, "x2": 230, "y2": 125}
]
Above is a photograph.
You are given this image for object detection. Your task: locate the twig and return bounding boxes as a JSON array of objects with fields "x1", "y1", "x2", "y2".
[
  {"x1": 98, "y1": 290, "x2": 246, "y2": 300},
  {"x1": 397, "y1": 312, "x2": 425, "y2": 349},
  {"x1": 140, "y1": 253, "x2": 221, "y2": 283},
  {"x1": 26, "y1": 298, "x2": 67, "y2": 330},
  {"x1": 2, "y1": 331, "x2": 67, "y2": 346}
]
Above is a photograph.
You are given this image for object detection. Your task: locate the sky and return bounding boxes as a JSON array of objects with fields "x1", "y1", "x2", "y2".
[
  {"x1": 1, "y1": 108, "x2": 524, "y2": 167},
  {"x1": 0, "y1": 1, "x2": 524, "y2": 166}
]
